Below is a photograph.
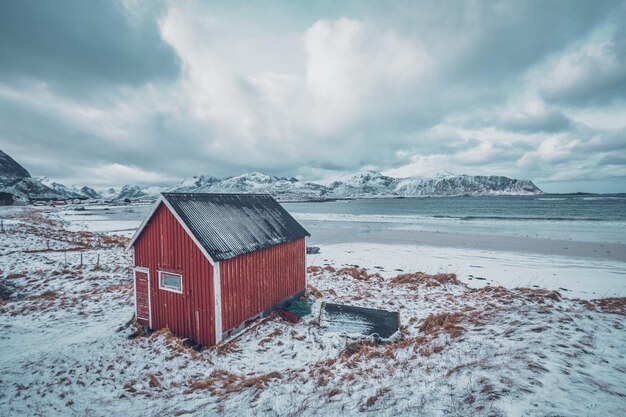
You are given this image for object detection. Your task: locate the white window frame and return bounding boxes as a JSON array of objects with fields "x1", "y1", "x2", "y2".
[{"x1": 158, "y1": 270, "x2": 183, "y2": 294}]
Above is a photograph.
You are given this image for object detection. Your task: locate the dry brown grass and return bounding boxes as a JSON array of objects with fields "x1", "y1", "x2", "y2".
[
  {"x1": 514, "y1": 288, "x2": 561, "y2": 303},
  {"x1": 123, "y1": 380, "x2": 138, "y2": 394},
  {"x1": 216, "y1": 341, "x2": 241, "y2": 356},
  {"x1": 307, "y1": 265, "x2": 337, "y2": 276},
  {"x1": 185, "y1": 369, "x2": 239, "y2": 395},
  {"x1": 364, "y1": 387, "x2": 390, "y2": 408},
  {"x1": 462, "y1": 286, "x2": 561, "y2": 310},
  {"x1": 149, "y1": 327, "x2": 174, "y2": 340},
  {"x1": 446, "y1": 359, "x2": 492, "y2": 377},
  {"x1": 336, "y1": 267, "x2": 383, "y2": 282},
  {"x1": 185, "y1": 370, "x2": 282, "y2": 397},
  {"x1": 327, "y1": 388, "x2": 342, "y2": 398},
  {"x1": 98, "y1": 234, "x2": 128, "y2": 248},
  {"x1": 84, "y1": 283, "x2": 133, "y2": 296},
  {"x1": 307, "y1": 266, "x2": 322, "y2": 275},
  {"x1": 14, "y1": 210, "x2": 128, "y2": 251},
  {"x1": 37, "y1": 290, "x2": 59, "y2": 300},
  {"x1": 419, "y1": 312, "x2": 466, "y2": 338},
  {"x1": 18, "y1": 212, "x2": 59, "y2": 228},
  {"x1": 230, "y1": 371, "x2": 282, "y2": 392},
  {"x1": 290, "y1": 330, "x2": 306, "y2": 341},
  {"x1": 337, "y1": 334, "x2": 429, "y2": 364},
  {"x1": 580, "y1": 297, "x2": 626, "y2": 316},
  {"x1": 341, "y1": 340, "x2": 378, "y2": 359},
  {"x1": 527, "y1": 361, "x2": 548, "y2": 373},
  {"x1": 147, "y1": 327, "x2": 200, "y2": 359},
  {"x1": 147, "y1": 373, "x2": 163, "y2": 390},
  {"x1": 306, "y1": 284, "x2": 323, "y2": 298},
  {"x1": 389, "y1": 272, "x2": 461, "y2": 288},
  {"x1": 258, "y1": 328, "x2": 283, "y2": 346},
  {"x1": 595, "y1": 297, "x2": 626, "y2": 315},
  {"x1": 466, "y1": 285, "x2": 512, "y2": 298}
]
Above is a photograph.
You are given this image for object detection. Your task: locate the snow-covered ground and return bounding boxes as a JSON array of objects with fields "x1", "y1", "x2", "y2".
[
  {"x1": 50, "y1": 204, "x2": 151, "y2": 238},
  {"x1": 0, "y1": 207, "x2": 625, "y2": 416}
]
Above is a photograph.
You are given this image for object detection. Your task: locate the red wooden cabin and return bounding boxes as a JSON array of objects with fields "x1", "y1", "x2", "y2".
[{"x1": 128, "y1": 193, "x2": 310, "y2": 346}]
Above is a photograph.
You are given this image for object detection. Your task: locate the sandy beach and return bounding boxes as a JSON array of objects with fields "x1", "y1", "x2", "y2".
[{"x1": 302, "y1": 219, "x2": 626, "y2": 262}]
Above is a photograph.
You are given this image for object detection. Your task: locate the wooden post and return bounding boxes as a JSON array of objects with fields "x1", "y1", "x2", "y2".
[
  {"x1": 64, "y1": 251, "x2": 67, "y2": 266},
  {"x1": 80, "y1": 252, "x2": 83, "y2": 267}
]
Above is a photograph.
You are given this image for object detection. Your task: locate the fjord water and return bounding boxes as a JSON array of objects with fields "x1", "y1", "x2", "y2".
[{"x1": 283, "y1": 194, "x2": 626, "y2": 244}]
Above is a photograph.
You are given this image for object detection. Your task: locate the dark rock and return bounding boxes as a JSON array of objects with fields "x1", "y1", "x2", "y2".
[{"x1": 306, "y1": 246, "x2": 320, "y2": 254}]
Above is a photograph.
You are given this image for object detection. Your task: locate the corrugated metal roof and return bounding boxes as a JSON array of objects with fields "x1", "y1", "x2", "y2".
[{"x1": 161, "y1": 193, "x2": 310, "y2": 261}]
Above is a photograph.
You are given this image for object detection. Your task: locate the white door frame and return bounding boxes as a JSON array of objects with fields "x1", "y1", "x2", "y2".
[
  {"x1": 213, "y1": 262, "x2": 222, "y2": 343},
  {"x1": 133, "y1": 267, "x2": 152, "y2": 328}
]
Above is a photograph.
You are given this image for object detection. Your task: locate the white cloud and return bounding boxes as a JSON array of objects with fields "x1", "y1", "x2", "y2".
[
  {"x1": 158, "y1": 9, "x2": 431, "y2": 141},
  {"x1": 303, "y1": 18, "x2": 430, "y2": 133},
  {"x1": 83, "y1": 163, "x2": 173, "y2": 186},
  {"x1": 517, "y1": 136, "x2": 580, "y2": 167}
]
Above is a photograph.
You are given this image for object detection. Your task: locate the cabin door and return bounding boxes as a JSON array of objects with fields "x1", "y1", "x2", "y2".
[{"x1": 134, "y1": 268, "x2": 152, "y2": 328}]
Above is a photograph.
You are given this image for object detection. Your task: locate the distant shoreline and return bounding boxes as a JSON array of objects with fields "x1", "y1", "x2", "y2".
[{"x1": 278, "y1": 192, "x2": 626, "y2": 204}]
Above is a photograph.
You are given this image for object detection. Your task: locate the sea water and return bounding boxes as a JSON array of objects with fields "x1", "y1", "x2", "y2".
[{"x1": 283, "y1": 194, "x2": 626, "y2": 244}]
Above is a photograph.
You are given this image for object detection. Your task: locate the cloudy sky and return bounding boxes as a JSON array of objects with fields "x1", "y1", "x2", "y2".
[{"x1": 1, "y1": 0, "x2": 625, "y2": 192}]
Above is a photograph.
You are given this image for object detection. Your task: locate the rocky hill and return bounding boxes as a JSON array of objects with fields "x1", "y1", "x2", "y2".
[
  {"x1": 0, "y1": 150, "x2": 30, "y2": 182},
  {"x1": 393, "y1": 171, "x2": 541, "y2": 197},
  {"x1": 0, "y1": 150, "x2": 61, "y2": 201}
]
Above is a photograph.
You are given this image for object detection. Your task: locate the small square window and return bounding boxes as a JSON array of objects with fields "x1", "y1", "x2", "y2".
[{"x1": 159, "y1": 271, "x2": 182, "y2": 293}]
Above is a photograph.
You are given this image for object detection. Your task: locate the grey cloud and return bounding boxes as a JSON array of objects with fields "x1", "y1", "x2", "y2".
[
  {"x1": 500, "y1": 109, "x2": 572, "y2": 133},
  {"x1": 541, "y1": 62, "x2": 626, "y2": 107},
  {"x1": 540, "y1": 5, "x2": 626, "y2": 106},
  {"x1": 599, "y1": 154, "x2": 626, "y2": 166},
  {"x1": 0, "y1": 93, "x2": 204, "y2": 185},
  {"x1": 578, "y1": 128, "x2": 626, "y2": 152},
  {"x1": 0, "y1": 0, "x2": 180, "y2": 96},
  {"x1": 438, "y1": 1, "x2": 617, "y2": 89}
]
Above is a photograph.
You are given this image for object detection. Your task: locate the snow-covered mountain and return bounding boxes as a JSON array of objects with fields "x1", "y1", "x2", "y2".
[
  {"x1": 393, "y1": 172, "x2": 541, "y2": 197},
  {"x1": 329, "y1": 171, "x2": 542, "y2": 198},
  {"x1": 111, "y1": 185, "x2": 165, "y2": 201},
  {"x1": 327, "y1": 171, "x2": 398, "y2": 198},
  {"x1": 79, "y1": 186, "x2": 102, "y2": 200},
  {"x1": 169, "y1": 172, "x2": 329, "y2": 201},
  {"x1": 1, "y1": 149, "x2": 543, "y2": 202},
  {"x1": 36, "y1": 177, "x2": 87, "y2": 200},
  {"x1": 168, "y1": 170, "x2": 543, "y2": 201}
]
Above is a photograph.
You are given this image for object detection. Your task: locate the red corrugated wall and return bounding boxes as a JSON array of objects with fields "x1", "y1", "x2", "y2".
[
  {"x1": 220, "y1": 238, "x2": 306, "y2": 333},
  {"x1": 134, "y1": 204, "x2": 216, "y2": 346}
]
